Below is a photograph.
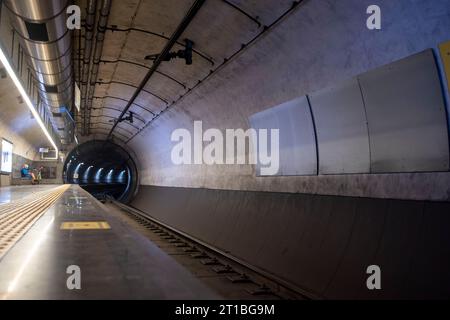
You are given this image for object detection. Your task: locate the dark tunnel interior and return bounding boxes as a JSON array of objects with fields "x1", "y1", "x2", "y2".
[{"x1": 63, "y1": 141, "x2": 138, "y2": 202}]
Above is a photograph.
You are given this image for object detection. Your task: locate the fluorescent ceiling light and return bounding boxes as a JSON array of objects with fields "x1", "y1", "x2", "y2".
[{"x1": 0, "y1": 47, "x2": 59, "y2": 155}]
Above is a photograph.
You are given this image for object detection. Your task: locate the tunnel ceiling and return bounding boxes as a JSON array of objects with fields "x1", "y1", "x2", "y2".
[{"x1": 75, "y1": 0, "x2": 297, "y2": 145}]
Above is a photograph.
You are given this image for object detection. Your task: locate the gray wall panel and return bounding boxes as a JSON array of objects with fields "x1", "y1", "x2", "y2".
[
  {"x1": 249, "y1": 96, "x2": 317, "y2": 176},
  {"x1": 309, "y1": 78, "x2": 371, "y2": 174},
  {"x1": 408, "y1": 203, "x2": 450, "y2": 299},
  {"x1": 211, "y1": 190, "x2": 246, "y2": 250},
  {"x1": 324, "y1": 198, "x2": 388, "y2": 299},
  {"x1": 132, "y1": 185, "x2": 450, "y2": 299},
  {"x1": 367, "y1": 201, "x2": 423, "y2": 299},
  {"x1": 359, "y1": 49, "x2": 449, "y2": 173}
]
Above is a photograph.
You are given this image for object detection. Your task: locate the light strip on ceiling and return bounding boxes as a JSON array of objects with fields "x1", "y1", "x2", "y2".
[{"x1": 0, "y1": 47, "x2": 59, "y2": 155}]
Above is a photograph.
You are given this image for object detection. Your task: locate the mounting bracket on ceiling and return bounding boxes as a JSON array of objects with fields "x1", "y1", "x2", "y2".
[
  {"x1": 109, "y1": 111, "x2": 134, "y2": 124},
  {"x1": 145, "y1": 39, "x2": 194, "y2": 65}
]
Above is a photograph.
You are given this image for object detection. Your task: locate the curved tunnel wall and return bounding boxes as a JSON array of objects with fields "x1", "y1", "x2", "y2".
[
  {"x1": 128, "y1": 0, "x2": 450, "y2": 199},
  {"x1": 121, "y1": 0, "x2": 450, "y2": 299}
]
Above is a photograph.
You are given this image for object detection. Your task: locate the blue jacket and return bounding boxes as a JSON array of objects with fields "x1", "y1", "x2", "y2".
[{"x1": 21, "y1": 168, "x2": 31, "y2": 178}]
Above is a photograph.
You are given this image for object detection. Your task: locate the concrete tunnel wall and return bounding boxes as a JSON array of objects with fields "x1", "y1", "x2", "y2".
[
  {"x1": 132, "y1": 186, "x2": 450, "y2": 299},
  {"x1": 128, "y1": 0, "x2": 450, "y2": 200},
  {"x1": 123, "y1": 0, "x2": 450, "y2": 298}
]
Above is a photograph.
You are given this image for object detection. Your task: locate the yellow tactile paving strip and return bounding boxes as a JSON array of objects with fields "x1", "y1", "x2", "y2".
[
  {"x1": 60, "y1": 221, "x2": 111, "y2": 230},
  {"x1": 0, "y1": 188, "x2": 62, "y2": 216},
  {"x1": 0, "y1": 185, "x2": 70, "y2": 259}
]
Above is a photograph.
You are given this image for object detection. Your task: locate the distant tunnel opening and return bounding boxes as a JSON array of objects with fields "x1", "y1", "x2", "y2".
[{"x1": 63, "y1": 141, "x2": 138, "y2": 202}]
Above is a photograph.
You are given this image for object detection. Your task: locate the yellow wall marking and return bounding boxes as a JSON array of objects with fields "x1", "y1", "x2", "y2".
[
  {"x1": 60, "y1": 221, "x2": 111, "y2": 230},
  {"x1": 440, "y1": 40, "x2": 450, "y2": 93}
]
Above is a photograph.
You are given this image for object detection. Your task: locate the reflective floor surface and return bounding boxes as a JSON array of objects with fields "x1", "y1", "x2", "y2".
[{"x1": 0, "y1": 185, "x2": 220, "y2": 299}]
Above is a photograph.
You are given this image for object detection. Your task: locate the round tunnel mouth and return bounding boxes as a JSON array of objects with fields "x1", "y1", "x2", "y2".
[{"x1": 63, "y1": 140, "x2": 138, "y2": 202}]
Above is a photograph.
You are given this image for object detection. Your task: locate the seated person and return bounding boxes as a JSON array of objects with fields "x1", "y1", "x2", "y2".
[
  {"x1": 36, "y1": 166, "x2": 44, "y2": 183},
  {"x1": 20, "y1": 164, "x2": 36, "y2": 181}
]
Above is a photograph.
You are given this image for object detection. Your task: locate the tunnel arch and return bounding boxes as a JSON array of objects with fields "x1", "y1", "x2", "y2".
[{"x1": 63, "y1": 140, "x2": 139, "y2": 203}]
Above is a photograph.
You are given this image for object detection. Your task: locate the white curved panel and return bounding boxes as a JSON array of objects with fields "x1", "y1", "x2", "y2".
[
  {"x1": 249, "y1": 96, "x2": 317, "y2": 176},
  {"x1": 359, "y1": 49, "x2": 449, "y2": 173},
  {"x1": 309, "y1": 78, "x2": 371, "y2": 174}
]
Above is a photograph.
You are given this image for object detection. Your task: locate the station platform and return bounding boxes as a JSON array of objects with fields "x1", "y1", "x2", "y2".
[
  {"x1": 0, "y1": 185, "x2": 221, "y2": 299},
  {"x1": 0, "y1": 185, "x2": 59, "y2": 204}
]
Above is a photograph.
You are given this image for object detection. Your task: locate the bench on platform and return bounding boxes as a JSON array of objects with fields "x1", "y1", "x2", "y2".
[{"x1": 11, "y1": 178, "x2": 34, "y2": 185}]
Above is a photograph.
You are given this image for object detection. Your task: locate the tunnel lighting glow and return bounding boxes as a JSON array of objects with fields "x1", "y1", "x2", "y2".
[
  {"x1": 95, "y1": 168, "x2": 104, "y2": 182},
  {"x1": 0, "y1": 47, "x2": 59, "y2": 155},
  {"x1": 66, "y1": 160, "x2": 72, "y2": 171},
  {"x1": 106, "y1": 170, "x2": 114, "y2": 183},
  {"x1": 118, "y1": 170, "x2": 126, "y2": 183},
  {"x1": 83, "y1": 166, "x2": 94, "y2": 180},
  {"x1": 74, "y1": 163, "x2": 84, "y2": 175}
]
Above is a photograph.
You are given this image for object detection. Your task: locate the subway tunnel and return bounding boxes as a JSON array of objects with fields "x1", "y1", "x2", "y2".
[
  {"x1": 63, "y1": 140, "x2": 138, "y2": 202},
  {"x1": 0, "y1": 0, "x2": 450, "y2": 305}
]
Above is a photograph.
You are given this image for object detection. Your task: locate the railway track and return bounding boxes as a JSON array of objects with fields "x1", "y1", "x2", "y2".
[
  {"x1": 110, "y1": 199, "x2": 315, "y2": 300},
  {"x1": 0, "y1": 185, "x2": 70, "y2": 259}
]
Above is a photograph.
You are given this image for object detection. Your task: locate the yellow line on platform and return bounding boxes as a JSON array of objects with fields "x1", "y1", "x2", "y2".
[
  {"x1": 0, "y1": 185, "x2": 70, "y2": 259},
  {"x1": 60, "y1": 221, "x2": 111, "y2": 230}
]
